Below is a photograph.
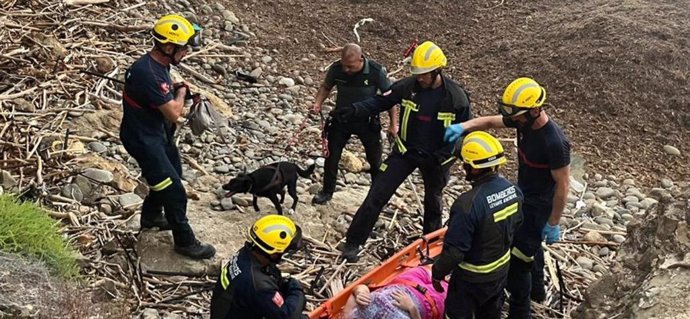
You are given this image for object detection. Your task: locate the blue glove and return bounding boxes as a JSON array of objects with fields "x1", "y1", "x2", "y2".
[
  {"x1": 444, "y1": 124, "x2": 464, "y2": 143},
  {"x1": 542, "y1": 223, "x2": 560, "y2": 244}
]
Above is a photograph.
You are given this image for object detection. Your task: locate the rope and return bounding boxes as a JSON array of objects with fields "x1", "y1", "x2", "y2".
[{"x1": 284, "y1": 113, "x2": 330, "y2": 158}]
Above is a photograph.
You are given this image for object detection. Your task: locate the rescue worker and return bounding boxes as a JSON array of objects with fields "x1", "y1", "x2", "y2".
[
  {"x1": 431, "y1": 131, "x2": 523, "y2": 319},
  {"x1": 311, "y1": 43, "x2": 398, "y2": 204},
  {"x1": 120, "y1": 14, "x2": 215, "y2": 259},
  {"x1": 444, "y1": 77, "x2": 571, "y2": 318},
  {"x1": 210, "y1": 215, "x2": 307, "y2": 319},
  {"x1": 331, "y1": 41, "x2": 472, "y2": 262}
]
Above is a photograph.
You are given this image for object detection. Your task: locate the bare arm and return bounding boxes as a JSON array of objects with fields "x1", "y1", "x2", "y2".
[
  {"x1": 312, "y1": 83, "x2": 333, "y2": 113},
  {"x1": 343, "y1": 285, "x2": 370, "y2": 317},
  {"x1": 387, "y1": 105, "x2": 399, "y2": 135},
  {"x1": 461, "y1": 115, "x2": 507, "y2": 131},
  {"x1": 158, "y1": 86, "x2": 187, "y2": 122},
  {"x1": 548, "y1": 165, "x2": 570, "y2": 225}
]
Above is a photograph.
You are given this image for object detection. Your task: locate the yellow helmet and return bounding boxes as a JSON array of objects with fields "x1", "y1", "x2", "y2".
[
  {"x1": 460, "y1": 131, "x2": 506, "y2": 169},
  {"x1": 498, "y1": 77, "x2": 547, "y2": 117},
  {"x1": 152, "y1": 14, "x2": 198, "y2": 46},
  {"x1": 410, "y1": 41, "x2": 447, "y2": 75},
  {"x1": 248, "y1": 215, "x2": 302, "y2": 255}
]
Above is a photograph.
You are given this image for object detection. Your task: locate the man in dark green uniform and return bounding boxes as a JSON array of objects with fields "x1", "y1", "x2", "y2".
[{"x1": 311, "y1": 43, "x2": 398, "y2": 204}]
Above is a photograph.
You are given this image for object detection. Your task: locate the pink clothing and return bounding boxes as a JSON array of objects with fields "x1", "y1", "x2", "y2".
[
  {"x1": 391, "y1": 266, "x2": 448, "y2": 319},
  {"x1": 346, "y1": 266, "x2": 449, "y2": 319}
]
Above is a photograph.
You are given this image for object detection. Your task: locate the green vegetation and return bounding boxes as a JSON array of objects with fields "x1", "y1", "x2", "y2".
[{"x1": 0, "y1": 195, "x2": 79, "y2": 278}]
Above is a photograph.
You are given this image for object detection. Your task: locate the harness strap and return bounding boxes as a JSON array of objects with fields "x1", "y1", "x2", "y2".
[
  {"x1": 255, "y1": 163, "x2": 284, "y2": 193},
  {"x1": 388, "y1": 278, "x2": 440, "y2": 319},
  {"x1": 122, "y1": 91, "x2": 143, "y2": 109}
]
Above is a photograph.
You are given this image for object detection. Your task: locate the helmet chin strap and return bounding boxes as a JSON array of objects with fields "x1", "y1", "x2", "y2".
[
  {"x1": 155, "y1": 44, "x2": 182, "y2": 65},
  {"x1": 522, "y1": 108, "x2": 541, "y2": 128},
  {"x1": 463, "y1": 164, "x2": 497, "y2": 183}
]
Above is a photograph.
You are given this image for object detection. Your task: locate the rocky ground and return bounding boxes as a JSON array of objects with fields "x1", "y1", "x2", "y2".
[{"x1": 0, "y1": 0, "x2": 689, "y2": 318}]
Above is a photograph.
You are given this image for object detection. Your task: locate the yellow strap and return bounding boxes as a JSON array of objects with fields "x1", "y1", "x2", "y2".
[
  {"x1": 437, "y1": 112, "x2": 456, "y2": 128},
  {"x1": 493, "y1": 202, "x2": 519, "y2": 222},
  {"x1": 511, "y1": 247, "x2": 534, "y2": 263},
  {"x1": 150, "y1": 177, "x2": 173, "y2": 192},
  {"x1": 441, "y1": 157, "x2": 455, "y2": 166},
  {"x1": 400, "y1": 99, "x2": 418, "y2": 140},
  {"x1": 458, "y1": 249, "x2": 511, "y2": 274},
  {"x1": 394, "y1": 136, "x2": 407, "y2": 154},
  {"x1": 220, "y1": 264, "x2": 230, "y2": 289}
]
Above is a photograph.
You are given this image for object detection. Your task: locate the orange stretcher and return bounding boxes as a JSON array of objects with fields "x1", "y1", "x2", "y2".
[{"x1": 308, "y1": 227, "x2": 447, "y2": 319}]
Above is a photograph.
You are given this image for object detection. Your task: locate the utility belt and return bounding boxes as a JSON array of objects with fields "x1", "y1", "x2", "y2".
[{"x1": 330, "y1": 107, "x2": 380, "y2": 125}]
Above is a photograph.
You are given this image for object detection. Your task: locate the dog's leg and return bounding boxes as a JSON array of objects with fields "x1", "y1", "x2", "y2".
[
  {"x1": 279, "y1": 189, "x2": 286, "y2": 204},
  {"x1": 252, "y1": 195, "x2": 260, "y2": 213},
  {"x1": 287, "y1": 179, "x2": 298, "y2": 215},
  {"x1": 267, "y1": 193, "x2": 283, "y2": 215}
]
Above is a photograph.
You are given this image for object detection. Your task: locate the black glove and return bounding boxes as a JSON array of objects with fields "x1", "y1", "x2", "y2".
[
  {"x1": 174, "y1": 82, "x2": 193, "y2": 99},
  {"x1": 329, "y1": 105, "x2": 370, "y2": 122},
  {"x1": 280, "y1": 277, "x2": 303, "y2": 293}
]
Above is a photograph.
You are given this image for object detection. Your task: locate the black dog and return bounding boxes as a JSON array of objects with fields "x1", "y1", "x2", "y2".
[{"x1": 223, "y1": 161, "x2": 315, "y2": 215}]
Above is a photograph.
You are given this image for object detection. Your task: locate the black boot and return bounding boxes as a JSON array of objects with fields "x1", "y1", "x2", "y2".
[
  {"x1": 141, "y1": 213, "x2": 171, "y2": 230},
  {"x1": 312, "y1": 191, "x2": 333, "y2": 205},
  {"x1": 175, "y1": 240, "x2": 216, "y2": 260},
  {"x1": 340, "y1": 241, "x2": 360, "y2": 262}
]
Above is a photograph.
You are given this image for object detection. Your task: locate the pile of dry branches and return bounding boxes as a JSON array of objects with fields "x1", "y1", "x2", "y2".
[
  {"x1": 0, "y1": 1, "x2": 622, "y2": 318},
  {"x1": 0, "y1": 0, "x2": 241, "y2": 315}
]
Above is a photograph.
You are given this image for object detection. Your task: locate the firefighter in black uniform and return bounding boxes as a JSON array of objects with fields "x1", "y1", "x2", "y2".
[
  {"x1": 331, "y1": 41, "x2": 472, "y2": 262},
  {"x1": 431, "y1": 131, "x2": 524, "y2": 319},
  {"x1": 210, "y1": 215, "x2": 307, "y2": 319},
  {"x1": 120, "y1": 14, "x2": 215, "y2": 259},
  {"x1": 311, "y1": 43, "x2": 397, "y2": 205},
  {"x1": 445, "y1": 78, "x2": 571, "y2": 318}
]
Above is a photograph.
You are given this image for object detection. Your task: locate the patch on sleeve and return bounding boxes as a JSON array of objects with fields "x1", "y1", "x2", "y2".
[
  {"x1": 382, "y1": 89, "x2": 392, "y2": 96},
  {"x1": 160, "y1": 82, "x2": 170, "y2": 94},
  {"x1": 272, "y1": 292, "x2": 284, "y2": 307}
]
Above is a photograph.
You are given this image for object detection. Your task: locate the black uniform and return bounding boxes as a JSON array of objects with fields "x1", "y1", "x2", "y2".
[
  {"x1": 321, "y1": 58, "x2": 391, "y2": 194},
  {"x1": 432, "y1": 174, "x2": 523, "y2": 319},
  {"x1": 120, "y1": 53, "x2": 194, "y2": 246},
  {"x1": 210, "y1": 244, "x2": 306, "y2": 319},
  {"x1": 502, "y1": 118, "x2": 570, "y2": 319},
  {"x1": 344, "y1": 75, "x2": 472, "y2": 246}
]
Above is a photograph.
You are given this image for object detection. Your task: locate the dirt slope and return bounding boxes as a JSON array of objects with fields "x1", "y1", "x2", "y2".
[{"x1": 227, "y1": 0, "x2": 690, "y2": 186}]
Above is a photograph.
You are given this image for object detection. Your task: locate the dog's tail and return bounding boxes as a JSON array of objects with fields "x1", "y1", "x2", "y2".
[{"x1": 297, "y1": 163, "x2": 316, "y2": 178}]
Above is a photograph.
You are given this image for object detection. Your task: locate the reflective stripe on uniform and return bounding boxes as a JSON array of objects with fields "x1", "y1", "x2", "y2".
[
  {"x1": 437, "y1": 112, "x2": 456, "y2": 128},
  {"x1": 151, "y1": 177, "x2": 173, "y2": 191},
  {"x1": 400, "y1": 99, "x2": 419, "y2": 140},
  {"x1": 441, "y1": 157, "x2": 455, "y2": 166},
  {"x1": 493, "y1": 202, "x2": 519, "y2": 222},
  {"x1": 394, "y1": 136, "x2": 408, "y2": 154},
  {"x1": 379, "y1": 163, "x2": 388, "y2": 172},
  {"x1": 220, "y1": 264, "x2": 230, "y2": 289},
  {"x1": 458, "y1": 249, "x2": 511, "y2": 274},
  {"x1": 511, "y1": 247, "x2": 534, "y2": 263}
]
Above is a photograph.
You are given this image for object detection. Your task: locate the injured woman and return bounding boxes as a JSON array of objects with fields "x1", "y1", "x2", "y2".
[{"x1": 342, "y1": 265, "x2": 448, "y2": 319}]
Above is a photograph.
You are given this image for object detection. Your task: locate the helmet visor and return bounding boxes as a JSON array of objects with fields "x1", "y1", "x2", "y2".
[
  {"x1": 286, "y1": 226, "x2": 304, "y2": 252},
  {"x1": 188, "y1": 24, "x2": 203, "y2": 50},
  {"x1": 498, "y1": 101, "x2": 529, "y2": 117}
]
